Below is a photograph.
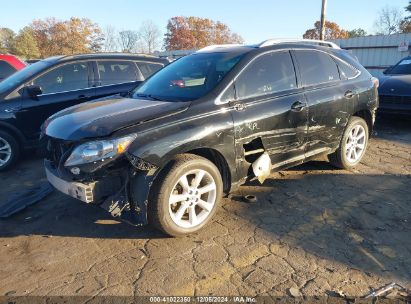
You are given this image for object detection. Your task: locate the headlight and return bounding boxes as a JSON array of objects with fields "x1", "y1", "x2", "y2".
[{"x1": 64, "y1": 134, "x2": 137, "y2": 167}]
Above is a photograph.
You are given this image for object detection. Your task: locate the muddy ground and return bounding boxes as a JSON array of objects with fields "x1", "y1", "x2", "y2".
[{"x1": 0, "y1": 115, "x2": 410, "y2": 298}]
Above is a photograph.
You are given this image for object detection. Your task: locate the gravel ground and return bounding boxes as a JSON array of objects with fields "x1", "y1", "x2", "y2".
[{"x1": 0, "y1": 115, "x2": 410, "y2": 298}]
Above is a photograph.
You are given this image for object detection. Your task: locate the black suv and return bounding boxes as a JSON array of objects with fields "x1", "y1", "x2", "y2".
[
  {"x1": 0, "y1": 53, "x2": 168, "y2": 170},
  {"x1": 43, "y1": 40, "x2": 379, "y2": 236}
]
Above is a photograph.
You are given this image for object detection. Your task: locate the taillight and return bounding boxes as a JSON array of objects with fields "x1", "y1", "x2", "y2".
[{"x1": 372, "y1": 77, "x2": 379, "y2": 88}]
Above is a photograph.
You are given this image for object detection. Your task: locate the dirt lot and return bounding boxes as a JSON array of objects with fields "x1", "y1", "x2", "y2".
[{"x1": 0, "y1": 116, "x2": 410, "y2": 298}]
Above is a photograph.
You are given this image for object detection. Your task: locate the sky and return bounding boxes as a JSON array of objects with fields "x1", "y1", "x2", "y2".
[{"x1": 1, "y1": 0, "x2": 409, "y2": 45}]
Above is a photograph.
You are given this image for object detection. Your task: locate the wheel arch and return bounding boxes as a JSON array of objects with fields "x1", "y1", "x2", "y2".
[
  {"x1": 0, "y1": 122, "x2": 25, "y2": 149},
  {"x1": 151, "y1": 148, "x2": 232, "y2": 195},
  {"x1": 184, "y1": 148, "x2": 232, "y2": 194},
  {"x1": 352, "y1": 109, "x2": 373, "y2": 136}
]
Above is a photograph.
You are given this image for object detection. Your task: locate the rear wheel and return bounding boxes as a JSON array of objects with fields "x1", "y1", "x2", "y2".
[
  {"x1": 0, "y1": 130, "x2": 20, "y2": 171},
  {"x1": 328, "y1": 116, "x2": 369, "y2": 169},
  {"x1": 148, "y1": 154, "x2": 223, "y2": 237}
]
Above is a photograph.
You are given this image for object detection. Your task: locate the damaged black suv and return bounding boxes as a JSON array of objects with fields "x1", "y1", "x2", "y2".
[{"x1": 44, "y1": 39, "x2": 379, "y2": 236}]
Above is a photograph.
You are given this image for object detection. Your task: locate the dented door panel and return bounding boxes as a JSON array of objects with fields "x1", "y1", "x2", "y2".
[
  {"x1": 304, "y1": 84, "x2": 349, "y2": 153},
  {"x1": 230, "y1": 90, "x2": 308, "y2": 179}
]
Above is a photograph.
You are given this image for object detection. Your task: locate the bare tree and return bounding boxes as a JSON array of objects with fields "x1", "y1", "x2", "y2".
[
  {"x1": 374, "y1": 6, "x2": 403, "y2": 34},
  {"x1": 118, "y1": 30, "x2": 139, "y2": 52},
  {"x1": 103, "y1": 25, "x2": 118, "y2": 52},
  {"x1": 0, "y1": 28, "x2": 16, "y2": 53},
  {"x1": 138, "y1": 20, "x2": 161, "y2": 53}
]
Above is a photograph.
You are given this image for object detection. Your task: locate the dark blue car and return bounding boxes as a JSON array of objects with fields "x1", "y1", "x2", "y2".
[{"x1": 378, "y1": 56, "x2": 411, "y2": 115}]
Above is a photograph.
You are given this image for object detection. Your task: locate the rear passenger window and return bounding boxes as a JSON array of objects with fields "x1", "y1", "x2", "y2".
[
  {"x1": 236, "y1": 51, "x2": 297, "y2": 100},
  {"x1": 336, "y1": 59, "x2": 360, "y2": 80},
  {"x1": 97, "y1": 61, "x2": 139, "y2": 85},
  {"x1": 0, "y1": 60, "x2": 17, "y2": 79},
  {"x1": 137, "y1": 62, "x2": 163, "y2": 79},
  {"x1": 295, "y1": 50, "x2": 339, "y2": 86}
]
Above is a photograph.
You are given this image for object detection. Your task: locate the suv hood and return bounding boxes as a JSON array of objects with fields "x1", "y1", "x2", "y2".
[
  {"x1": 44, "y1": 95, "x2": 189, "y2": 140},
  {"x1": 378, "y1": 74, "x2": 411, "y2": 96}
]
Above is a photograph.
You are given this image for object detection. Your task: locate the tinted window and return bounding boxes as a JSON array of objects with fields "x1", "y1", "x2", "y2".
[
  {"x1": 387, "y1": 58, "x2": 411, "y2": 75},
  {"x1": 336, "y1": 59, "x2": 359, "y2": 79},
  {"x1": 97, "y1": 61, "x2": 139, "y2": 85},
  {"x1": 0, "y1": 60, "x2": 51, "y2": 94},
  {"x1": 33, "y1": 62, "x2": 89, "y2": 94},
  {"x1": 0, "y1": 60, "x2": 16, "y2": 79},
  {"x1": 133, "y1": 52, "x2": 245, "y2": 102},
  {"x1": 295, "y1": 50, "x2": 339, "y2": 86},
  {"x1": 236, "y1": 51, "x2": 297, "y2": 99},
  {"x1": 137, "y1": 62, "x2": 163, "y2": 79}
]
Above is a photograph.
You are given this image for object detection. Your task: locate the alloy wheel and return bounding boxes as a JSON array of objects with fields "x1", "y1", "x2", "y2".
[
  {"x1": 168, "y1": 169, "x2": 217, "y2": 229},
  {"x1": 345, "y1": 124, "x2": 366, "y2": 163},
  {"x1": 0, "y1": 136, "x2": 12, "y2": 167}
]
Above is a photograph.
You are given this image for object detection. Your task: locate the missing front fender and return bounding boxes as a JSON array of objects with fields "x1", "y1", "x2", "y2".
[{"x1": 99, "y1": 167, "x2": 158, "y2": 226}]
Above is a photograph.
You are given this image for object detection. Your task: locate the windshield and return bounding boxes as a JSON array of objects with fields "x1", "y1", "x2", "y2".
[
  {"x1": 133, "y1": 52, "x2": 245, "y2": 102},
  {"x1": 0, "y1": 60, "x2": 51, "y2": 94},
  {"x1": 387, "y1": 58, "x2": 411, "y2": 75}
]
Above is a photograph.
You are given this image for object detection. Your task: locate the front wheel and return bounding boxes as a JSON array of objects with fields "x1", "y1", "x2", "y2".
[
  {"x1": 148, "y1": 154, "x2": 223, "y2": 237},
  {"x1": 328, "y1": 116, "x2": 369, "y2": 169},
  {"x1": 0, "y1": 130, "x2": 20, "y2": 171}
]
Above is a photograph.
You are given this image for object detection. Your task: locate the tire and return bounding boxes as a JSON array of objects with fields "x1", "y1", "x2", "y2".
[
  {"x1": 328, "y1": 116, "x2": 369, "y2": 169},
  {"x1": 0, "y1": 130, "x2": 20, "y2": 171},
  {"x1": 148, "y1": 154, "x2": 223, "y2": 237}
]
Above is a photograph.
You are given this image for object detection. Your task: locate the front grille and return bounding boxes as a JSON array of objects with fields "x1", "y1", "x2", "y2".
[
  {"x1": 46, "y1": 138, "x2": 74, "y2": 166},
  {"x1": 380, "y1": 95, "x2": 411, "y2": 105}
]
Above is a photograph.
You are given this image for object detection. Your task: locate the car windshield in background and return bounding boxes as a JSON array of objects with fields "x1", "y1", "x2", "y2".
[
  {"x1": 387, "y1": 58, "x2": 411, "y2": 75},
  {"x1": 0, "y1": 60, "x2": 51, "y2": 94},
  {"x1": 133, "y1": 52, "x2": 245, "y2": 102}
]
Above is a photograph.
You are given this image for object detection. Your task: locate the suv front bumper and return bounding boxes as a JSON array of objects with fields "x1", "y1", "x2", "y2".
[
  {"x1": 45, "y1": 161, "x2": 97, "y2": 203},
  {"x1": 44, "y1": 159, "x2": 151, "y2": 226}
]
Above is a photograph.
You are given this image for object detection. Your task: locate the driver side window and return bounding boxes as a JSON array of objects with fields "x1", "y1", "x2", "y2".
[
  {"x1": 33, "y1": 62, "x2": 89, "y2": 95},
  {"x1": 235, "y1": 51, "x2": 297, "y2": 100}
]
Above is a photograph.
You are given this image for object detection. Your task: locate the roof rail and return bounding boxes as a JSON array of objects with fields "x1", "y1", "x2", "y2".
[
  {"x1": 197, "y1": 44, "x2": 245, "y2": 52},
  {"x1": 258, "y1": 39, "x2": 340, "y2": 49},
  {"x1": 59, "y1": 52, "x2": 158, "y2": 61}
]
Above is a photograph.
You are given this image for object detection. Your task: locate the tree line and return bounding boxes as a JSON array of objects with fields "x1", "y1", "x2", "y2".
[
  {"x1": 0, "y1": 16, "x2": 244, "y2": 59},
  {"x1": 1, "y1": 2, "x2": 410, "y2": 60},
  {"x1": 304, "y1": 3, "x2": 411, "y2": 40}
]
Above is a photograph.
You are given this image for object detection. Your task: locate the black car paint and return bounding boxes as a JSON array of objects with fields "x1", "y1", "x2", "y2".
[
  {"x1": 44, "y1": 44, "x2": 378, "y2": 225},
  {"x1": 0, "y1": 54, "x2": 168, "y2": 149},
  {"x1": 378, "y1": 56, "x2": 411, "y2": 115},
  {"x1": 378, "y1": 75, "x2": 411, "y2": 115}
]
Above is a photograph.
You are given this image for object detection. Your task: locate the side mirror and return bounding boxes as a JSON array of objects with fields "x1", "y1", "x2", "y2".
[{"x1": 24, "y1": 85, "x2": 43, "y2": 100}]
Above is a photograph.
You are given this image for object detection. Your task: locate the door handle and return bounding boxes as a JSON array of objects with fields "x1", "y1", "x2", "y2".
[
  {"x1": 344, "y1": 90, "x2": 355, "y2": 99},
  {"x1": 291, "y1": 101, "x2": 307, "y2": 112}
]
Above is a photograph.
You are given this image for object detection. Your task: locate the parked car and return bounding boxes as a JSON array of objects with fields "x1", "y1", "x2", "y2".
[
  {"x1": 378, "y1": 56, "x2": 411, "y2": 115},
  {"x1": 0, "y1": 53, "x2": 169, "y2": 170},
  {"x1": 43, "y1": 40, "x2": 379, "y2": 236},
  {"x1": 0, "y1": 54, "x2": 26, "y2": 81}
]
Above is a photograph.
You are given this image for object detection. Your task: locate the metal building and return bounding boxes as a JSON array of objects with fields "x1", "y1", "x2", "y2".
[{"x1": 331, "y1": 33, "x2": 411, "y2": 77}]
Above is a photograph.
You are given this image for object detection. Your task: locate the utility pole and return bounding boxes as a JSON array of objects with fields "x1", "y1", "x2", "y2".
[{"x1": 320, "y1": 0, "x2": 327, "y2": 40}]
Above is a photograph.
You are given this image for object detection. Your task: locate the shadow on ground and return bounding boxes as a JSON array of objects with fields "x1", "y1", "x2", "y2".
[{"x1": 0, "y1": 115, "x2": 410, "y2": 286}]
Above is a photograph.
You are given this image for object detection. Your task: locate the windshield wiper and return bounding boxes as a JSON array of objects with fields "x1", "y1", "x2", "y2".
[
  {"x1": 135, "y1": 93, "x2": 184, "y2": 102},
  {"x1": 135, "y1": 93, "x2": 165, "y2": 101}
]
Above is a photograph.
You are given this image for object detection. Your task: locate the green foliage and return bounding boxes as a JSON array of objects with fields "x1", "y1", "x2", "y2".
[
  {"x1": 347, "y1": 28, "x2": 367, "y2": 38},
  {"x1": 11, "y1": 27, "x2": 40, "y2": 59}
]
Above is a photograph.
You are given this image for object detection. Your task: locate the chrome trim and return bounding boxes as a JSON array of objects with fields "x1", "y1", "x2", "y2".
[
  {"x1": 215, "y1": 49, "x2": 293, "y2": 105},
  {"x1": 46, "y1": 167, "x2": 96, "y2": 203},
  {"x1": 215, "y1": 48, "x2": 361, "y2": 105},
  {"x1": 258, "y1": 39, "x2": 340, "y2": 49}
]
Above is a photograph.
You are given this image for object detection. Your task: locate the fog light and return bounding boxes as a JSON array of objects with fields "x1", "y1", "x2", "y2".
[{"x1": 71, "y1": 167, "x2": 81, "y2": 175}]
